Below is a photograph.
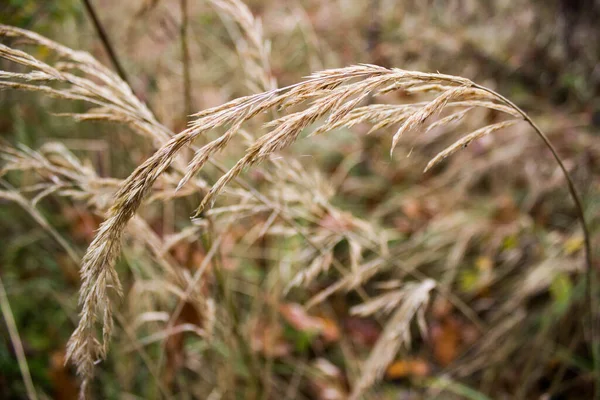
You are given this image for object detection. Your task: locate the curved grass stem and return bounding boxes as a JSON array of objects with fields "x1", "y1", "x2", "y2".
[{"x1": 472, "y1": 83, "x2": 597, "y2": 396}]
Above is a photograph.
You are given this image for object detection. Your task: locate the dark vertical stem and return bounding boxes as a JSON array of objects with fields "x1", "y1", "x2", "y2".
[
  {"x1": 365, "y1": 0, "x2": 381, "y2": 107},
  {"x1": 366, "y1": 0, "x2": 381, "y2": 66},
  {"x1": 359, "y1": 0, "x2": 382, "y2": 173},
  {"x1": 180, "y1": 0, "x2": 192, "y2": 118},
  {"x1": 81, "y1": 0, "x2": 130, "y2": 86}
]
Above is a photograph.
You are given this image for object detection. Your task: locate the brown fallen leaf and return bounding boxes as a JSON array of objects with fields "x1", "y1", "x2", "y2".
[
  {"x1": 315, "y1": 316, "x2": 341, "y2": 343},
  {"x1": 49, "y1": 350, "x2": 78, "y2": 400},
  {"x1": 431, "y1": 316, "x2": 461, "y2": 366},
  {"x1": 401, "y1": 198, "x2": 424, "y2": 220},
  {"x1": 63, "y1": 206, "x2": 102, "y2": 242},
  {"x1": 431, "y1": 298, "x2": 453, "y2": 319},
  {"x1": 493, "y1": 195, "x2": 519, "y2": 224},
  {"x1": 164, "y1": 302, "x2": 204, "y2": 387},
  {"x1": 344, "y1": 317, "x2": 381, "y2": 347},
  {"x1": 385, "y1": 358, "x2": 430, "y2": 380}
]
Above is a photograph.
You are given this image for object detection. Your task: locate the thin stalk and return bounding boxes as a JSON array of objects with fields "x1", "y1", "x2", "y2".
[
  {"x1": 0, "y1": 276, "x2": 38, "y2": 400},
  {"x1": 472, "y1": 85, "x2": 592, "y2": 276},
  {"x1": 81, "y1": 0, "x2": 130, "y2": 85},
  {"x1": 180, "y1": 0, "x2": 192, "y2": 119},
  {"x1": 205, "y1": 219, "x2": 262, "y2": 398},
  {"x1": 472, "y1": 83, "x2": 597, "y2": 396}
]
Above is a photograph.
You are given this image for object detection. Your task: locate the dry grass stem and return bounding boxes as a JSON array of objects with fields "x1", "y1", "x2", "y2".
[{"x1": 0, "y1": 276, "x2": 38, "y2": 400}]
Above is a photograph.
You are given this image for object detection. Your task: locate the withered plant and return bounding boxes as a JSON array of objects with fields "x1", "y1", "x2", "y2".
[{"x1": 0, "y1": 1, "x2": 595, "y2": 398}]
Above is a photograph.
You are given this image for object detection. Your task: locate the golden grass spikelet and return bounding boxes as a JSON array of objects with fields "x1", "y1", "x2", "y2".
[
  {"x1": 390, "y1": 87, "x2": 486, "y2": 154},
  {"x1": 349, "y1": 279, "x2": 436, "y2": 400},
  {"x1": 177, "y1": 118, "x2": 246, "y2": 191},
  {"x1": 449, "y1": 100, "x2": 521, "y2": 117},
  {"x1": 285, "y1": 251, "x2": 334, "y2": 293},
  {"x1": 424, "y1": 120, "x2": 519, "y2": 172},
  {"x1": 209, "y1": 0, "x2": 276, "y2": 91},
  {"x1": 425, "y1": 107, "x2": 473, "y2": 133},
  {"x1": 315, "y1": 103, "x2": 417, "y2": 134}
]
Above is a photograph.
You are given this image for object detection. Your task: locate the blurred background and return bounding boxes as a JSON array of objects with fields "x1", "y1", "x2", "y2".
[{"x1": 1, "y1": 0, "x2": 599, "y2": 399}]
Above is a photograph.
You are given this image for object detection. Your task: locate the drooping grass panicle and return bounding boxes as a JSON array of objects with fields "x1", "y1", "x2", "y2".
[{"x1": 424, "y1": 119, "x2": 520, "y2": 172}]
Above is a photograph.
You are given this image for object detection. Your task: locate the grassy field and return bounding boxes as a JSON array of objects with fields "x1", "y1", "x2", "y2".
[{"x1": 1, "y1": 1, "x2": 599, "y2": 399}]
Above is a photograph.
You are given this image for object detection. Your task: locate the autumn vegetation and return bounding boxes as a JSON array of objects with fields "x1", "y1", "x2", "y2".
[{"x1": 0, "y1": 1, "x2": 599, "y2": 399}]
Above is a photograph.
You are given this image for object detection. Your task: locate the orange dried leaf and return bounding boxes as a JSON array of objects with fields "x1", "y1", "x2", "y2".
[
  {"x1": 344, "y1": 317, "x2": 381, "y2": 347},
  {"x1": 385, "y1": 359, "x2": 430, "y2": 379},
  {"x1": 316, "y1": 317, "x2": 341, "y2": 343},
  {"x1": 49, "y1": 351, "x2": 78, "y2": 400},
  {"x1": 432, "y1": 317, "x2": 461, "y2": 366}
]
